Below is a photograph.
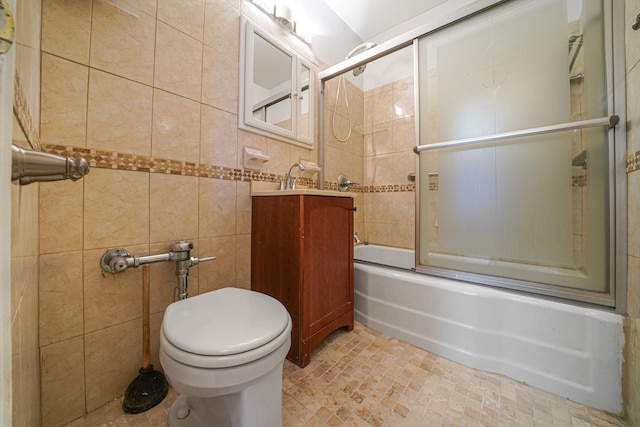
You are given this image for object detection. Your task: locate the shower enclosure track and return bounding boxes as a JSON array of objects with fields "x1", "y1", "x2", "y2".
[{"x1": 413, "y1": 115, "x2": 619, "y2": 153}]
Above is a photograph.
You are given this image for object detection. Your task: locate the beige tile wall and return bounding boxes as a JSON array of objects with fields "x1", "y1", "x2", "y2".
[
  {"x1": 324, "y1": 76, "x2": 365, "y2": 242},
  {"x1": 363, "y1": 77, "x2": 417, "y2": 250},
  {"x1": 11, "y1": 0, "x2": 42, "y2": 424},
  {"x1": 624, "y1": 0, "x2": 640, "y2": 423},
  {"x1": 37, "y1": 0, "x2": 320, "y2": 424}
]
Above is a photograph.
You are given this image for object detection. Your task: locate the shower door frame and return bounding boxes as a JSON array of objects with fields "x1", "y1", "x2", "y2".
[{"x1": 318, "y1": 0, "x2": 627, "y2": 311}]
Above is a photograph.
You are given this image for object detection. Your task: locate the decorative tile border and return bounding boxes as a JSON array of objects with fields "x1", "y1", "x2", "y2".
[
  {"x1": 13, "y1": 72, "x2": 41, "y2": 150},
  {"x1": 38, "y1": 144, "x2": 598, "y2": 192},
  {"x1": 628, "y1": 151, "x2": 640, "y2": 173},
  {"x1": 42, "y1": 144, "x2": 421, "y2": 193},
  {"x1": 43, "y1": 144, "x2": 282, "y2": 183}
]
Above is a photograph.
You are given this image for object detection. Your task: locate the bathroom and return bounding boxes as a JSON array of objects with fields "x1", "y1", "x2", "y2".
[{"x1": 3, "y1": 0, "x2": 640, "y2": 426}]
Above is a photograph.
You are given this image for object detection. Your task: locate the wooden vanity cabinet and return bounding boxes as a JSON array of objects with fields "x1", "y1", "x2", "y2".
[{"x1": 251, "y1": 195, "x2": 354, "y2": 368}]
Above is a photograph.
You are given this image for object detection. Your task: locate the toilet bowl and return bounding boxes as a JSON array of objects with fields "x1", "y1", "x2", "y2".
[{"x1": 159, "y1": 287, "x2": 292, "y2": 427}]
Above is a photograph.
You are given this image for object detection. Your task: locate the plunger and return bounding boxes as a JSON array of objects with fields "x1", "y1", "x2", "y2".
[{"x1": 122, "y1": 264, "x2": 169, "y2": 413}]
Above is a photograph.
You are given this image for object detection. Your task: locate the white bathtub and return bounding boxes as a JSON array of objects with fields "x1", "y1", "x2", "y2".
[{"x1": 354, "y1": 244, "x2": 624, "y2": 414}]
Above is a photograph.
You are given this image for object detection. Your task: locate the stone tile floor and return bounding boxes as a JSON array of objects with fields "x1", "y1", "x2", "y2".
[{"x1": 65, "y1": 322, "x2": 627, "y2": 426}]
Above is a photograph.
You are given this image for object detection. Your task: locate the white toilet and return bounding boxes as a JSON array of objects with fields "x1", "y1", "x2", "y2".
[{"x1": 159, "y1": 287, "x2": 292, "y2": 427}]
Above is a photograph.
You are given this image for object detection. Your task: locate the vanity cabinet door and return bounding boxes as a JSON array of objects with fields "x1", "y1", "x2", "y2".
[
  {"x1": 301, "y1": 196, "x2": 354, "y2": 341},
  {"x1": 251, "y1": 194, "x2": 354, "y2": 368}
]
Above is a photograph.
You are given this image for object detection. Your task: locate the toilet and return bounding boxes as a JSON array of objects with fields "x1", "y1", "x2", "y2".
[{"x1": 159, "y1": 287, "x2": 292, "y2": 427}]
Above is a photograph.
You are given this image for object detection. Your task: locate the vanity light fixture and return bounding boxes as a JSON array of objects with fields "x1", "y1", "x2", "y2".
[{"x1": 250, "y1": 0, "x2": 298, "y2": 35}]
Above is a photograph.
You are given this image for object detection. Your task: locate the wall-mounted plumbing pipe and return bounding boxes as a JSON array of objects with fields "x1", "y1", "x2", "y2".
[
  {"x1": 100, "y1": 240, "x2": 216, "y2": 300},
  {"x1": 11, "y1": 144, "x2": 89, "y2": 185}
]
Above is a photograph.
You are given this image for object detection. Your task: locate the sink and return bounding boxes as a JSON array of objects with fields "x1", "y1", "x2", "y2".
[{"x1": 250, "y1": 181, "x2": 355, "y2": 198}]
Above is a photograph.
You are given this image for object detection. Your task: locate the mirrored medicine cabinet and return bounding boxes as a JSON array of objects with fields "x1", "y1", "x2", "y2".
[{"x1": 239, "y1": 17, "x2": 314, "y2": 147}]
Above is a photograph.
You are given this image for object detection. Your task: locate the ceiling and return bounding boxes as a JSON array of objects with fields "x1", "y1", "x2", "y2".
[{"x1": 322, "y1": 0, "x2": 448, "y2": 41}]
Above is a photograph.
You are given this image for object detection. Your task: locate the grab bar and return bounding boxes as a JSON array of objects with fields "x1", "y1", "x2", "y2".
[{"x1": 413, "y1": 115, "x2": 619, "y2": 153}]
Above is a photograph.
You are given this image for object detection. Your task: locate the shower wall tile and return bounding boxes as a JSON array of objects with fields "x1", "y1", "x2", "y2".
[
  {"x1": 199, "y1": 177, "x2": 237, "y2": 238},
  {"x1": 393, "y1": 77, "x2": 415, "y2": 120},
  {"x1": 84, "y1": 168, "x2": 150, "y2": 249},
  {"x1": 40, "y1": 54, "x2": 89, "y2": 147},
  {"x1": 41, "y1": 0, "x2": 91, "y2": 64},
  {"x1": 154, "y1": 22, "x2": 203, "y2": 101},
  {"x1": 370, "y1": 126, "x2": 393, "y2": 156},
  {"x1": 90, "y1": 0, "x2": 156, "y2": 85},
  {"x1": 200, "y1": 105, "x2": 238, "y2": 168},
  {"x1": 204, "y1": 0, "x2": 240, "y2": 60},
  {"x1": 150, "y1": 174, "x2": 199, "y2": 243},
  {"x1": 151, "y1": 89, "x2": 201, "y2": 164},
  {"x1": 371, "y1": 89, "x2": 394, "y2": 126},
  {"x1": 83, "y1": 245, "x2": 146, "y2": 333},
  {"x1": 198, "y1": 236, "x2": 236, "y2": 293},
  {"x1": 40, "y1": 337, "x2": 86, "y2": 427},
  {"x1": 85, "y1": 319, "x2": 142, "y2": 412},
  {"x1": 39, "y1": 252, "x2": 84, "y2": 346},
  {"x1": 202, "y1": 45, "x2": 239, "y2": 114},
  {"x1": 39, "y1": 180, "x2": 84, "y2": 254},
  {"x1": 87, "y1": 69, "x2": 153, "y2": 155},
  {"x1": 393, "y1": 118, "x2": 416, "y2": 152},
  {"x1": 157, "y1": 0, "x2": 205, "y2": 41}
]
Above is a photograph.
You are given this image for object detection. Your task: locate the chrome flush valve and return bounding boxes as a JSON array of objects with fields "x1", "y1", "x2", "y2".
[{"x1": 100, "y1": 240, "x2": 216, "y2": 300}]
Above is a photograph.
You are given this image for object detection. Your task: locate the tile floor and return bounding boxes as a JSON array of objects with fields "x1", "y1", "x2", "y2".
[{"x1": 64, "y1": 322, "x2": 627, "y2": 427}]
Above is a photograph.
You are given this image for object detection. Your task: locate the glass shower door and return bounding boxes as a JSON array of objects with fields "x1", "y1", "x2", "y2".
[{"x1": 416, "y1": 0, "x2": 621, "y2": 305}]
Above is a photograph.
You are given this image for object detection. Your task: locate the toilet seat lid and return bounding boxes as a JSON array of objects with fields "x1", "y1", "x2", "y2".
[{"x1": 162, "y1": 288, "x2": 290, "y2": 356}]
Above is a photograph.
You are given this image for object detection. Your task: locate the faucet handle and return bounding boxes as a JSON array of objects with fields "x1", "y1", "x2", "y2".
[
  {"x1": 190, "y1": 256, "x2": 216, "y2": 266},
  {"x1": 338, "y1": 174, "x2": 360, "y2": 192}
]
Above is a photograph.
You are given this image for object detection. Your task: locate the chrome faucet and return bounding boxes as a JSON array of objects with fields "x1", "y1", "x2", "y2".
[
  {"x1": 100, "y1": 240, "x2": 215, "y2": 300},
  {"x1": 338, "y1": 174, "x2": 360, "y2": 192},
  {"x1": 284, "y1": 162, "x2": 307, "y2": 190},
  {"x1": 354, "y1": 232, "x2": 361, "y2": 243}
]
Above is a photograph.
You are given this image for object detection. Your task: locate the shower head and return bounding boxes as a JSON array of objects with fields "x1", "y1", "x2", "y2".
[{"x1": 345, "y1": 42, "x2": 377, "y2": 76}]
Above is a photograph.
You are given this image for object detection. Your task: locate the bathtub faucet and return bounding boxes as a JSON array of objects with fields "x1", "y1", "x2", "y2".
[{"x1": 338, "y1": 174, "x2": 359, "y2": 192}]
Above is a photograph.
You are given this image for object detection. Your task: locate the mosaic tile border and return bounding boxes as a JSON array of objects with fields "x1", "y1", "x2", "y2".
[
  {"x1": 43, "y1": 144, "x2": 283, "y2": 183},
  {"x1": 42, "y1": 145, "x2": 420, "y2": 193},
  {"x1": 628, "y1": 151, "x2": 640, "y2": 173},
  {"x1": 39, "y1": 144, "x2": 596, "y2": 191},
  {"x1": 13, "y1": 72, "x2": 41, "y2": 150}
]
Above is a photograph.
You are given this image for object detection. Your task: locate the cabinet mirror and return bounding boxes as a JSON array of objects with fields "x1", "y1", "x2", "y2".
[{"x1": 240, "y1": 18, "x2": 314, "y2": 147}]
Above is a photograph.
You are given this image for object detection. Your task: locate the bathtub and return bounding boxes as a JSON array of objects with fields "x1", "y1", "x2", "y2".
[{"x1": 354, "y1": 244, "x2": 624, "y2": 414}]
